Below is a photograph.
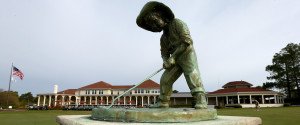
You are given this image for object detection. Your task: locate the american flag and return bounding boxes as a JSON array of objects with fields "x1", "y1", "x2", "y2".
[{"x1": 13, "y1": 66, "x2": 24, "y2": 80}]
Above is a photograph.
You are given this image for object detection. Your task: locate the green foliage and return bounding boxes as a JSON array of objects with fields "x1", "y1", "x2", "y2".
[
  {"x1": 170, "y1": 104, "x2": 193, "y2": 108},
  {"x1": 0, "y1": 91, "x2": 20, "y2": 108},
  {"x1": 19, "y1": 92, "x2": 35, "y2": 108},
  {"x1": 172, "y1": 90, "x2": 179, "y2": 93},
  {"x1": 265, "y1": 43, "x2": 300, "y2": 100},
  {"x1": 225, "y1": 104, "x2": 242, "y2": 108},
  {"x1": 214, "y1": 105, "x2": 225, "y2": 109},
  {"x1": 283, "y1": 103, "x2": 291, "y2": 107}
]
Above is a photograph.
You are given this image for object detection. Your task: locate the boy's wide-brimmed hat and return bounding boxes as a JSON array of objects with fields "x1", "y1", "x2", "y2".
[{"x1": 136, "y1": 1, "x2": 175, "y2": 32}]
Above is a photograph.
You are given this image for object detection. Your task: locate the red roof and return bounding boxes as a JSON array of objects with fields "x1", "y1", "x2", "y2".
[
  {"x1": 79, "y1": 80, "x2": 159, "y2": 90},
  {"x1": 79, "y1": 81, "x2": 112, "y2": 89},
  {"x1": 57, "y1": 89, "x2": 77, "y2": 95},
  {"x1": 112, "y1": 85, "x2": 134, "y2": 89},
  {"x1": 136, "y1": 80, "x2": 160, "y2": 88},
  {"x1": 222, "y1": 81, "x2": 253, "y2": 88},
  {"x1": 209, "y1": 88, "x2": 270, "y2": 94}
]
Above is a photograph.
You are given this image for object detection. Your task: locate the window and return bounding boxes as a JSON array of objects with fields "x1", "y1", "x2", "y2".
[
  {"x1": 92, "y1": 90, "x2": 96, "y2": 94},
  {"x1": 99, "y1": 90, "x2": 103, "y2": 94},
  {"x1": 86, "y1": 90, "x2": 91, "y2": 95}
]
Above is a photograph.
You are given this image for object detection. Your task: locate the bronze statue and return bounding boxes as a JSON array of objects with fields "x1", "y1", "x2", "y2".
[{"x1": 136, "y1": 1, "x2": 207, "y2": 109}]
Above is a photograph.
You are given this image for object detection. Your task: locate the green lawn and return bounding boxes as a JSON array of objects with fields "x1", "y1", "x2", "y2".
[
  {"x1": 217, "y1": 107, "x2": 300, "y2": 125},
  {"x1": 0, "y1": 107, "x2": 299, "y2": 125},
  {"x1": 0, "y1": 110, "x2": 90, "y2": 125}
]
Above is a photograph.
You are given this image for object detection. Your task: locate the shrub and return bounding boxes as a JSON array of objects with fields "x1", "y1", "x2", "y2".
[
  {"x1": 284, "y1": 103, "x2": 291, "y2": 107},
  {"x1": 215, "y1": 105, "x2": 225, "y2": 109},
  {"x1": 233, "y1": 104, "x2": 242, "y2": 108}
]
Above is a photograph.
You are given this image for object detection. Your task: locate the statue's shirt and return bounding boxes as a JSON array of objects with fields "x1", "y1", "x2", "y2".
[{"x1": 160, "y1": 18, "x2": 193, "y2": 59}]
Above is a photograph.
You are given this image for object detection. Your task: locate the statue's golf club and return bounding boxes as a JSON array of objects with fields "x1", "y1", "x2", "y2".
[{"x1": 105, "y1": 67, "x2": 164, "y2": 109}]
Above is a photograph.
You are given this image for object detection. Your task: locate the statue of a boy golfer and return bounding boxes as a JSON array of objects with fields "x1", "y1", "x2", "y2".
[{"x1": 136, "y1": 1, "x2": 207, "y2": 109}]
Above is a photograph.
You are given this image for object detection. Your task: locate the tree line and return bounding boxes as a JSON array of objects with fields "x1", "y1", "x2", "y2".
[
  {"x1": 0, "y1": 89, "x2": 36, "y2": 109},
  {"x1": 264, "y1": 43, "x2": 300, "y2": 104}
]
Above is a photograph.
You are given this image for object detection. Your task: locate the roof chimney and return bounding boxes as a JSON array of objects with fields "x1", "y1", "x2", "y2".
[{"x1": 54, "y1": 84, "x2": 58, "y2": 94}]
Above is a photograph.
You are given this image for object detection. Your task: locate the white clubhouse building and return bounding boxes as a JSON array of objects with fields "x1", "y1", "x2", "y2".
[
  {"x1": 37, "y1": 80, "x2": 284, "y2": 108},
  {"x1": 207, "y1": 81, "x2": 284, "y2": 108}
]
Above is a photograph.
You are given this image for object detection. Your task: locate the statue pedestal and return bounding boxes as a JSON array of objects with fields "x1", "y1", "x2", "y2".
[
  {"x1": 91, "y1": 107, "x2": 217, "y2": 122},
  {"x1": 57, "y1": 115, "x2": 262, "y2": 125}
]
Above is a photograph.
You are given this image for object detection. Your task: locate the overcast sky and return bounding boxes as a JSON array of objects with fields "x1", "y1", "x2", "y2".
[{"x1": 0, "y1": 0, "x2": 299, "y2": 95}]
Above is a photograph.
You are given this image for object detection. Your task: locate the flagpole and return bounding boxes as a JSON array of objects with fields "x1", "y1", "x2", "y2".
[
  {"x1": 8, "y1": 62, "x2": 13, "y2": 92},
  {"x1": 7, "y1": 62, "x2": 13, "y2": 108}
]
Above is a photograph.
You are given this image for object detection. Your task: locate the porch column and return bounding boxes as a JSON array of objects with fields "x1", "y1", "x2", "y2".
[
  {"x1": 43, "y1": 95, "x2": 46, "y2": 106},
  {"x1": 100, "y1": 96, "x2": 103, "y2": 105},
  {"x1": 185, "y1": 97, "x2": 188, "y2": 105},
  {"x1": 106, "y1": 96, "x2": 108, "y2": 105},
  {"x1": 95, "y1": 96, "x2": 98, "y2": 105},
  {"x1": 274, "y1": 95, "x2": 277, "y2": 104},
  {"x1": 68, "y1": 96, "x2": 71, "y2": 105},
  {"x1": 124, "y1": 97, "x2": 126, "y2": 105},
  {"x1": 250, "y1": 95, "x2": 252, "y2": 104},
  {"x1": 75, "y1": 96, "x2": 78, "y2": 106},
  {"x1": 154, "y1": 96, "x2": 156, "y2": 104},
  {"x1": 237, "y1": 95, "x2": 240, "y2": 104},
  {"x1": 215, "y1": 97, "x2": 218, "y2": 106},
  {"x1": 173, "y1": 97, "x2": 176, "y2": 105},
  {"x1": 262, "y1": 95, "x2": 265, "y2": 104},
  {"x1": 37, "y1": 96, "x2": 40, "y2": 106},
  {"x1": 79, "y1": 96, "x2": 81, "y2": 105},
  {"x1": 226, "y1": 96, "x2": 228, "y2": 104},
  {"x1": 48, "y1": 95, "x2": 52, "y2": 106},
  {"x1": 129, "y1": 96, "x2": 132, "y2": 105},
  {"x1": 147, "y1": 96, "x2": 150, "y2": 105},
  {"x1": 54, "y1": 95, "x2": 57, "y2": 106},
  {"x1": 141, "y1": 96, "x2": 144, "y2": 107},
  {"x1": 135, "y1": 96, "x2": 138, "y2": 106},
  {"x1": 89, "y1": 96, "x2": 92, "y2": 105},
  {"x1": 62, "y1": 96, "x2": 65, "y2": 106}
]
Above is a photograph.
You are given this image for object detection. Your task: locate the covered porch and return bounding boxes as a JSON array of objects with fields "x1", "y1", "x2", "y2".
[{"x1": 207, "y1": 92, "x2": 284, "y2": 108}]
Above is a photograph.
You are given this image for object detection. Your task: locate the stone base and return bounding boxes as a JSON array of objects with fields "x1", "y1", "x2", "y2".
[
  {"x1": 91, "y1": 107, "x2": 217, "y2": 122},
  {"x1": 56, "y1": 115, "x2": 262, "y2": 125}
]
